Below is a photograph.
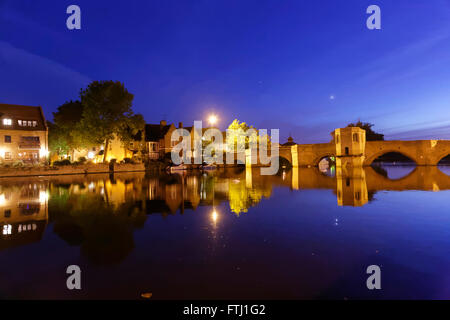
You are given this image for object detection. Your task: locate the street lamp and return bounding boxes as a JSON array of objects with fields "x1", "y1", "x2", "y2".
[{"x1": 208, "y1": 114, "x2": 218, "y2": 126}]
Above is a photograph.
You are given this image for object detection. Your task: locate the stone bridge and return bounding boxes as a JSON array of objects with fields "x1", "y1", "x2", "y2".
[{"x1": 274, "y1": 127, "x2": 450, "y2": 167}]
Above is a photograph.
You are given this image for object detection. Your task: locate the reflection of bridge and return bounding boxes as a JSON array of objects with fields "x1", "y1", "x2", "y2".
[
  {"x1": 287, "y1": 166, "x2": 450, "y2": 206},
  {"x1": 276, "y1": 127, "x2": 450, "y2": 167}
]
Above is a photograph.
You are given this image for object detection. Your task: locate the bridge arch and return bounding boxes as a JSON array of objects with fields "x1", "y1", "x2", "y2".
[
  {"x1": 436, "y1": 153, "x2": 450, "y2": 165},
  {"x1": 364, "y1": 149, "x2": 418, "y2": 166},
  {"x1": 313, "y1": 153, "x2": 336, "y2": 167},
  {"x1": 275, "y1": 155, "x2": 292, "y2": 169}
]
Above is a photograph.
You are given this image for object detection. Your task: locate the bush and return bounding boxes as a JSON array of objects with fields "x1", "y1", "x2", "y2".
[
  {"x1": 122, "y1": 157, "x2": 133, "y2": 164},
  {"x1": 53, "y1": 159, "x2": 71, "y2": 166},
  {"x1": 77, "y1": 157, "x2": 87, "y2": 164},
  {"x1": 12, "y1": 160, "x2": 24, "y2": 168}
]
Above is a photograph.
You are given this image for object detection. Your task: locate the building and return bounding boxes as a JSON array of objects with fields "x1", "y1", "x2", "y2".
[
  {"x1": 72, "y1": 133, "x2": 141, "y2": 163},
  {"x1": 145, "y1": 120, "x2": 176, "y2": 160},
  {"x1": 0, "y1": 103, "x2": 48, "y2": 164}
]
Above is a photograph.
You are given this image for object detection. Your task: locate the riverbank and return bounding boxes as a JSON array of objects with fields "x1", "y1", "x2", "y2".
[{"x1": 0, "y1": 163, "x2": 149, "y2": 178}]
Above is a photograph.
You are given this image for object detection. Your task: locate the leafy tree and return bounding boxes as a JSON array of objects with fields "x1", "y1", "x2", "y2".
[
  {"x1": 78, "y1": 80, "x2": 141, "y2": 162},
  {"x1": 347, "y1": 121, "x2": 384, "y2": 141},
  {"x1": 48, "y1": 121, "x2": 70, "y2": 156},
  {"x1": 227, "y1": 119, "x2": 257, "y2": 150},
  {"x1": 116, "y1": 114, "x2": 146, "y2": 157},
  {"x1": 49, "y1": 100, "x2": 84, "y2": 157},
  {"x1": 226, "y1": 119, "x2": 270, "y2": 150}
]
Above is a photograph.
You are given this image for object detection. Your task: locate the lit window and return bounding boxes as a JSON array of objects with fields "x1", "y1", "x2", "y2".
[
  {"x1": 4, "y1": 152, "x2": 12, "y2": 160},
  {"x1": 18, "y1": 120, "x2": 22, "y2": 126},
  {"x1": 32, "y1": 121, "x2": 37, "y2": 127},
  {"x1": 3, "y1": 118, "x2": 12, "y2": 125},
  {"x1": 2, "y1": 224, "x2": 12, "y2": 235},
  {"x1": 28, "y1": 121, "x2": 32, "y2": 127}
]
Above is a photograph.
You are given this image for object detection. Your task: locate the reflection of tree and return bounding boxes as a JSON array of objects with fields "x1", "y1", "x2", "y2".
[
  {"x1": 49, "y1": 187, "x2": 146, "y2": 265},
  {"x1": 227, "y1": 179, "x2": 271, "y2": 215}
]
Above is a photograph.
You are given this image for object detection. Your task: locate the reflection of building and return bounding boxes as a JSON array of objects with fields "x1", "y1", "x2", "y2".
[
  {"x1": 0, "y1": 182, "x2": 49, "y2": 250},
  {"x1": 0, "y1": 104, "x2": 48, "y2": 164},
  {"x1": 336, "y1": 167, "x2": 368, "y2": 207}
]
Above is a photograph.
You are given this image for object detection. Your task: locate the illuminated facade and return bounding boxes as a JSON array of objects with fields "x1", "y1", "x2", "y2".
[{"x1": 0, "y1": 104, "x2": 49, "y2": 163}]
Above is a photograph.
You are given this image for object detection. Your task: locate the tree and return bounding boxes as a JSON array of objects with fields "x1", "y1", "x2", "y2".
[
  {"x1": 226, "y1": 119, "x2": 270, "y2": 150},
  {"x1": 49, "y1": 100, "x2": 85, "y2": 158},
  {"x1": 347, "y1": 121, "x2": 384, "y2": 141},
  {"x1": 78, "y1": 80, "x2": 141, "y2": 162},
  {"x1": 116, "y1": 113, "x2": 146, "y2": 157},
  {"x1": 48, "y1": 121, "x2": 70, "y2": 156}
]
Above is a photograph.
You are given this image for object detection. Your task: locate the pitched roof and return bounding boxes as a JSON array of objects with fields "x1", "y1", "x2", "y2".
[
  {"x1": 0, "y1": 103, "x2": 47, "y2": 131},
  {"x1": 145, "y1": 124, "x2": 172, "y2": 142}
]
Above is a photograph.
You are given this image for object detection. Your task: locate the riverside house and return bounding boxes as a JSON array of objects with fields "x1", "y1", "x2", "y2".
[{"x1": 0, "y1": 103, "x2": 48, "y2": 164}]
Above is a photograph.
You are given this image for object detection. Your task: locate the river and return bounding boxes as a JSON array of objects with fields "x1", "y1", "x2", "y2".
[{"x1": 0, "y1": 165, "x2": 449, "y2": 299}]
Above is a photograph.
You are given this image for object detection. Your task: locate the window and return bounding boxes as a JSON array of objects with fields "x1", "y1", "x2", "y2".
[
  {"x1": 336, "y1": 134, "x2": 340, "y2": 143},
  {"x1": 21, "y1": 136, "x2": 40, "y2": 142},
  {"x1": 345, "y1": 147, "x2": 349, "y2": 155},
  {"x1": 4, "y1": 152, "x2": 11, "y2": 160},
  {"x1": 4, "y1": 209, "x2": 11, "y2": 218},
  {"x1": 353, "y1": 133, "x2": 359, "y2": 142},
  {"x1": 4, "y1": 135, "x2": 11, "y2": 143},
  {"x1": 17, "y1": 120, "x2": 37, "y2": 127},
  {"x1": 3, "y1": 118, "x2": 12, "y2": 125}
]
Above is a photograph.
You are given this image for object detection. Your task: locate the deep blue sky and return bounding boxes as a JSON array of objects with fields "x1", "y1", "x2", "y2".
[{"x1": 1, "y1": 0, "x2": 450, "y2": 143}]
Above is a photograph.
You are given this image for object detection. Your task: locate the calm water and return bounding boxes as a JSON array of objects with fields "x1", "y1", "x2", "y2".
[{"x1": 0, "y1": 165, "x2": 449, "y2": 299}]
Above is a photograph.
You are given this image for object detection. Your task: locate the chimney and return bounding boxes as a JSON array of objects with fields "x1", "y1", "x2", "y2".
[
  {"x1": 287, "y1": 136, "x2": 294, "y2": 144},
  {"x1": 160, "y1": 120, "x2": 167, "y2": 126},
  {"x1": 178, "y1": 122, "x2": 183, "y2": 128}
]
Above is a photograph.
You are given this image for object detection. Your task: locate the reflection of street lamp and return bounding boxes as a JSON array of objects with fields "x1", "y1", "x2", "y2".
[
  {"x1": 211, "y1": 209, "x2": 218, "y2": 223},
  {"x1": 208, "y1": 114, "x2": 218, "y2": 126}
]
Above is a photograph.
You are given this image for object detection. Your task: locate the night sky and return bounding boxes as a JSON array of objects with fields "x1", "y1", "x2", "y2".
[{"x1": 1, "y1": 0, "x2": 450, "y2": 143}]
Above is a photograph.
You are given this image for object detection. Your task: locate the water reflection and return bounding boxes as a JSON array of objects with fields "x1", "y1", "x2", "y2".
[
  {"x1": 1, "y1": 166, "x2": 450, "y2": 260},
  {"x1": 0, "y1": 181, "x2": 48, "y2": 250}
]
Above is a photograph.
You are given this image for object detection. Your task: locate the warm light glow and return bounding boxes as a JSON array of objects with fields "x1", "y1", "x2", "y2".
[
  {"x1": 39, "y1": 190, "x2": 49, "y2": 203},
  {"x1": 211, "y1": 210, "x2": 218, "y2": 222},
  {"x1": 2, "y1": 224, "x2": 12, "y2": 235},
  {"x1": 0, "y1": 194, "x2": 5, "y2": 205},
  {"x1": 208, "y1": 114, "x2": 218, "y2": 126},
  {"x1": 3, "y1": 118, "x2": 12, "y2": 125},
  {"x1": 39, "y1": 147, "x2": 49, "y2": 158},
  {"x1": 87, "y1": 151, "x2": 95, "y2": 159}
]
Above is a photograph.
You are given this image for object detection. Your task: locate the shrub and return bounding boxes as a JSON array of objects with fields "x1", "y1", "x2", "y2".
[
  {"x1": 122, "y1": 157, "x2": 133, "y2": 164},
  {"x1": 12, "y1": 160, "x2": 24, "y2": 168},
  {"x1": 77, "y1": 157, "x2": 87, "y2": 164},
  {"x1": 53, "y1": 159, "x2": 71, "y2": 166}
]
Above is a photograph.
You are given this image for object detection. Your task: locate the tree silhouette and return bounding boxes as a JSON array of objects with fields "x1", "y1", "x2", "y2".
[{"x1": 347, "y1": 121, "x2": 384, "y2": 141}]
